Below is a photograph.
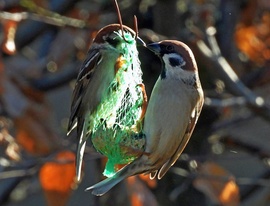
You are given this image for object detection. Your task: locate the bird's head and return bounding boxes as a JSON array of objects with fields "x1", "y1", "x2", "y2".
[
  {"x1": 147, "y1": 40, "x2": 198, "y2": 81},
  {"x1": 92, "y1": 24, "x2": 145, "y2": 55}
]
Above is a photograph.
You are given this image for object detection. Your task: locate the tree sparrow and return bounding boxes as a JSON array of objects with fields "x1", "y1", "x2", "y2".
[{"x1": 67, "y1": 23, "x2": 146, "y2": 181}]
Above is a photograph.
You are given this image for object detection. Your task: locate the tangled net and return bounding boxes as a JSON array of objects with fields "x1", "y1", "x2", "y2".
[{"x1": 86, "y1": 30, "x2": 146, "y2": 177}]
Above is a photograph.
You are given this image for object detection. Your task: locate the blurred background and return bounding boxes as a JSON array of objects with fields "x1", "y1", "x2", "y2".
[{"x1": 1, "y1": 0, "x2": 270, "y2": 205}]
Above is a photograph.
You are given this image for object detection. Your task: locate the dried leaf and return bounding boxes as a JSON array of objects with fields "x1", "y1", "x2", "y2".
[
  {"x1": 138, "y1": 174, "x2": 157, "y2": 189},
  {"x1": 6, "y1": 141, "x2": 21, "y2": 161},
  {"x1": 235, "y1": 13, "x2": 270, "y2": 65},
  {"x1": 14, "y1": 106, "x2": 60, "y2": 155},
  {"x1": 193, "y1": 162, "x2": 239, "y2": 206},
  {"x1": 1, "y1": 77, "x2": 29, "y2": 118},
  {"x1": 0, "y1": 118, "x2": 21, "y2": 161},
  {"x1": 39, "y1": 151, "x2": 76, "y2": 206},
  {"x1": 127, "y1": 176, "x2": 158, "y2": 206}
]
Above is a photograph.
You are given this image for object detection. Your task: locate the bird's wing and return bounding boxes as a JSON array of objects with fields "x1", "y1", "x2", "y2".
[
  {"x1": 157, "y1": 96, "x2": 203, "y2": 179},
  {"x1": 67, "y1": 49, "x2": 102, "y2": 181},
  {"x1": 67, "y1": 50, "x2": 101, "y2": 134}
]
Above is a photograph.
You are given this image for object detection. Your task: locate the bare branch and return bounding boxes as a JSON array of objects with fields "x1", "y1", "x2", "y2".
[
  {"x1": 196, "y1": 28, "x2": 270, "y2": 122},
  {"x1": 204, "y1": 96, "x2": 247, "y2": 108},
  {"x1": 0, "y1": 11, "x2": 86, "y2": 28},
  {"x1": 0, "y1": 166, "x2": 38, "y2": 180}
]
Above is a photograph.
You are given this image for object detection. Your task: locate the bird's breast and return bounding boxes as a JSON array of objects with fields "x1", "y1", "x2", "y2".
[
  {"x1": 143, "y1": 78, "x2": 194, "y2": 163},
  {"x1": 85, "y1": 57, "x2": 117, "y2": 111}
]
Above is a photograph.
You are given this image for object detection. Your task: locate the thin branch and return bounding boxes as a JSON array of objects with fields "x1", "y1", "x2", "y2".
[
  {"x1": 0, "y1": 165, "x2": 39, "y2": 180},
  {"x1": 206, "y1": 27, "x2": 221, "y2": 56},
  {"x1": 196, "y1": 40, "x2": 213, "y2": 58},
  {"x1": 0, "y1": 11, "x2": 86, "y2": 28},
  {"x1": 14, "y1": 0, "x2": 78, "y2": 49},
  {"x1": 171, "y1": 166, "x2": 270, "y2": 187},
  {"x1": 204, "y1": 96, "x2": 247, "y2": 108},
  {"x1": 196, "y1": 28, "x2": 270, "y2": 122}
]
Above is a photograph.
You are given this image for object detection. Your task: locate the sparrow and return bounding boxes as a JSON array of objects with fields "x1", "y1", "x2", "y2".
[
  {"x1": 67, "y1": 23, "x2": 146, "y2": 181},
  {"x1": 87, "y1": 40, "x2": 204, "y2": 196}
]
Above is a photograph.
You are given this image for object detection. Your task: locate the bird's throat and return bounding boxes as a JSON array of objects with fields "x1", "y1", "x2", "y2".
[{"x1": 160, "y1": 61, "x2": 166, "y2": 79}]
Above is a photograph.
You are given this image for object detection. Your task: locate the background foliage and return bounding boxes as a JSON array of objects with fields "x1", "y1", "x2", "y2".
[{"x1": 1, "y1": 0, "x2": 270, "y2": 205}]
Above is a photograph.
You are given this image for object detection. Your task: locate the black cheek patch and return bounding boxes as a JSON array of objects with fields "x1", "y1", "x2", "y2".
[
  {"x1": 106, "y1": 38, "x2": 120, "y2": 47},
  {"x1": 161, "y1": 69, "x2": 166, "y2": 79},
  {"x1": 169, "y1": 57, "x2": 181, "y2": 67}
]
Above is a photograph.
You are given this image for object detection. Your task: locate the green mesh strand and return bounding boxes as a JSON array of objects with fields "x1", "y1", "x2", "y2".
[{"x1": 85, "y1": 30, "x2": 145, "y2": 177}]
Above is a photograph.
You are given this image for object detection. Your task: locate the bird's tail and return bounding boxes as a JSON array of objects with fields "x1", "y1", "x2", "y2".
[
  {"x1": 86, "y1": 157, "x2": 149, "y2": 196},
  {"x1": 76, "y1": 138, "x2": 86, "y2": 181},
  {"x1": 85, "y1": 164, "x2": 131, "y2": 196},
  {"x1": 76, "y1": 120, "x2": 88, "y2": 182}
]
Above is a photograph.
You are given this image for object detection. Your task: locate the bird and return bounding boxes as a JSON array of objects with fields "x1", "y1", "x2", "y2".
[
  {"x1": 67, "y1": 23, "x2": 146, "y2": 182},
  {"x1": 86, "y1": 40, "x2": 204, "y2": 196}
]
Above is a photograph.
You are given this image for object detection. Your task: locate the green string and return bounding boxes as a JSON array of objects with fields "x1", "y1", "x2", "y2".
[{"x1": 86, "y1": 30, "x2": 145, "y2": 177}]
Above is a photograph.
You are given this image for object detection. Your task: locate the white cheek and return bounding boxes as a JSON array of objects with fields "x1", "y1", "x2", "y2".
[
  {"x1": 177, "y1": 69, "x2": 194, "y2": 79},
  {"x1": 163, "y1": 54, "x2": 193, "y2": 79}
]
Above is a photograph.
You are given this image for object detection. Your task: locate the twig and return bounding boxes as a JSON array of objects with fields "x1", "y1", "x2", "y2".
[
  {"x1": 204, "y1": 96, "x2": 247, "y2": 108},
  {"x1": 0, "y1": 165, "x2": 39, "y2": 180},
  {"x1": 196, "y1": 27, "x2": 270, "y2": 122},
  {"x1": 0, "y1": 11, "x2": 86, "y2": 28},
  {"x1": 171, "y1": 166, "x2": 270, "y2": 189},
  {"x1": 14, "y1": 0, "x2": 78, "y2": 49}
]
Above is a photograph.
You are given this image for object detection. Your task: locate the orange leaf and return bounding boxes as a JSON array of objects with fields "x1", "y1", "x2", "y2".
[
  {"x1": 15, "y1": 111, "x2": 55, "y2": 155},
  {"x1": 219, "y1": 180, "x2": 239, "y2": 205},
  {"x1": 39, "y1": 151, "x2": 76, "y2": 206},
  {"x1": 130, "y1": 192, "x2": 143, "y2": 206},
  {"x1": 193, "y1": 162, "x2": 239, "y2": 206},
  {"x1": 138, "y1": 174, "x2": 157, "y2": 189},
  {"x1": 15, "y1": 104, "x2": 61, "y2": 155},
  {"x1": 39, "y1": 151, "x2": 76, "y2": 192},
  {"x1": 235, "y1": 12, "x2": 270, "y2": 65},
  {"x1": 127, "y1": 176, "x2": 158, "y2": 206}
]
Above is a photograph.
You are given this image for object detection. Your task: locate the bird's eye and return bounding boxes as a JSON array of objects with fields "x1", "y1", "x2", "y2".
[{"x1": 166, "y1": 45, "x2": 174, "y2": 52}]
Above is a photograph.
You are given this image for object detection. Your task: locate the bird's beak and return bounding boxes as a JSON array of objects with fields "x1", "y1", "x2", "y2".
[
  {"x1": 147, "y1": 42, "x2": 161, "y2": 54},
  {"x1": 136, "y1": 37, "x2": 146, "y2": 47}
]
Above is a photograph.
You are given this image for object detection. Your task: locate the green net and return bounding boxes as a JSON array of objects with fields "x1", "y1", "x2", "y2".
[{"x1": 86, "y1": 30, "x2": 145, "y2": 177}]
